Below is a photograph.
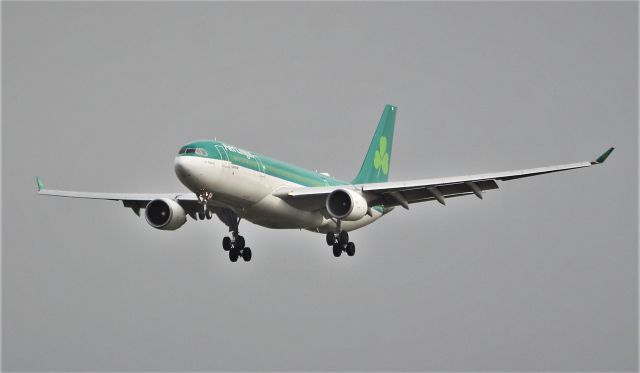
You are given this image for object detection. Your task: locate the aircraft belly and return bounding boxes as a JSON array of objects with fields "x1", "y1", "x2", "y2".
[
  {"x1": 243, "y1": 194, "x2": 325, "y2": 229},
  {"x1": 311, "y1": 211, "x2": 383, "y2": 234},
  {"x1": 239, "y1": 173, "x2": 385, "y2": 231}
]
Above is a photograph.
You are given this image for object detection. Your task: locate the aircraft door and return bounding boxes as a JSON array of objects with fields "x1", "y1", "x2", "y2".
[{"x1": 255, "y1": 157, "x2": 266, "y2": 178}]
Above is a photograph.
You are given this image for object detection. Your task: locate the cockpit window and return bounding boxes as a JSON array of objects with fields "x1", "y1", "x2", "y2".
[{"x1": 179, "y1": 147, "x2": 208, "y2": 156}]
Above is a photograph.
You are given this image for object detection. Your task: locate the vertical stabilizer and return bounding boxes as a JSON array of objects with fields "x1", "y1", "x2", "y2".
[{"x1": 352, "y1": 104, "x2": 397, "y2": 184}]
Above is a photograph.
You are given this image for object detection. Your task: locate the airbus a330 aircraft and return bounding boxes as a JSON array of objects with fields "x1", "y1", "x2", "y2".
[{"x1": 37, "y1": 105, "x2": 613, "y2": 262}]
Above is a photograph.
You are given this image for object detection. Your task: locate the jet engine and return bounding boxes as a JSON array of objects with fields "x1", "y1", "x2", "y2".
[
  {"x1": 144, "y1": 198, "x2": 187, "y2": 230},
  {"x1": 325, "y1": 189, "x2": 368, "y2": 221}
]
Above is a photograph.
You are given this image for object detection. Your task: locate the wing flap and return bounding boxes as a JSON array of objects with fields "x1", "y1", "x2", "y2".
[{"x1": 370, "y1": 179, "x2": 499, "y2": 207}]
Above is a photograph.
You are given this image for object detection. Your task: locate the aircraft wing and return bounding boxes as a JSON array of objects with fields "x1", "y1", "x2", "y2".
[
  {"x1": 274, "y1": 147, "x2": 614, "y2": 211},
  {"x1": 35, "y1": 177, "x2": 200, "y2": 216}
]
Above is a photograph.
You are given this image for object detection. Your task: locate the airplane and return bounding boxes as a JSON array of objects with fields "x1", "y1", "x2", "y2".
[{"x1": 36, "y1": 105, "x2": 614, "y2": 262}]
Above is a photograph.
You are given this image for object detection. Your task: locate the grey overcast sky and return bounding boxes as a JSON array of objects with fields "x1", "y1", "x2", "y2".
[{"x1": 2, "y1": 2, "x2": 637, "y2": 371}]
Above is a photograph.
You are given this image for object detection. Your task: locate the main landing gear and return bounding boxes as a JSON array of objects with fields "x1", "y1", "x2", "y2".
[
  {"x1": 217, "y1": 209, "x2": 252, "y2": 262},
  {"x1": 222, "y1": 232, "x2": 252, "y2": 262},
  {"x1": 196, "y1": 194, "x2": 253, "y2": 263},
  {"x1": 326, "y1": 226, "x2": 356, "y2": 258}
]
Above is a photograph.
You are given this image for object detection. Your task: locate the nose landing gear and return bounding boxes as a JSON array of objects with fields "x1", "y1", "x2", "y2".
[
  {"x1": 196, "y1": 191, "x2": 214, "y2": 220},
  {"x1": 198, "y1": 209, "x2": 213, "y2": 220}
]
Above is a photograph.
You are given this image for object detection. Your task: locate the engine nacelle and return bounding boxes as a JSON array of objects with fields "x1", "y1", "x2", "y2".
[
  {"x1": 144, "y1": 198, "x2": 187, "y2": 230},
  {"x1": 325, "y1": 189, "x2": 369, "y2": 221}
]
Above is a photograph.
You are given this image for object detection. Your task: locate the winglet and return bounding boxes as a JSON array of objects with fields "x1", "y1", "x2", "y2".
[
  {"x1": 36, "y1": 176, "x2": 45, "y2": 191},
  {"x1": 592, "y1": 147, "x2": 615, "y2": 164}
]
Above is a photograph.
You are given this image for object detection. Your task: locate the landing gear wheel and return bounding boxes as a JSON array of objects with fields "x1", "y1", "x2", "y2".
[
  {"x1": 219, "y1": 210, "x2": 252, "y2": 263},
  {"x1": 229, "y1": 248, "x2": 239, "y2": 262},
  {"x1": 338, "y1": 231, "x2": 349, "y2": 245},
  {"x1": 242, "y1": 247, "x2": 252, "y2": 262},
  {"x1": 346, "y1": 242, "x2": 355, "y2": 256},
  {"x1": 205, "y1": 209, "x2": 213, "y2": 219},
  {"x1": 222, "y1": 236, "x2": 231, "y2": 251},
  {"x1": 326, "y1": 233, "x2": 336, "y2": 246},
  {"x1": 198, "y1": 211, "x2": 205, "y2": 220},
  {"x1": 235, "y1": 235, "x2": 245, "y2": 250},
  {"x1": 332, "y1": 244, "x2": 342, "y2": 257}
]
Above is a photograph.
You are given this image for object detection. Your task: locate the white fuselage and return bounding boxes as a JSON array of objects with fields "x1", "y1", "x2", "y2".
[{"x1": 173, "y1": 156, "x2": 383, "y2": 233}]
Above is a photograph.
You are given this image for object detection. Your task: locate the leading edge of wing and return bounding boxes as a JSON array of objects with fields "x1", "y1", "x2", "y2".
[
  {"x1": 35, "y1": 177, "x2": 197, "y2": 202},
  {"x1": 362, "y1": 161, "x2": 593, "y2": 193},
  {"x1": 362, "y1": 147, "x2": 613, "y2": 192},
  {"x1": 275, "y1": 155, "x2": 605, "y2": 199}
]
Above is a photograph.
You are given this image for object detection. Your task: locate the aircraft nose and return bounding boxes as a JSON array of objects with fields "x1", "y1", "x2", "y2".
[{"x1": 174, "y1": 156, "x2": 192, "y2": 178}]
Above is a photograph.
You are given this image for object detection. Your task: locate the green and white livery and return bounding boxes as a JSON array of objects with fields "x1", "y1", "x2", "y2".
[{"x1": 37, "y1": 105, "x2": 614, "y2": 262}]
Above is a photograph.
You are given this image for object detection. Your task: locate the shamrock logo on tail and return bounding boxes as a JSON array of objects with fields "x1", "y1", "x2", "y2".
[{"x1": 373, "y1": 136, "x2": 389, "y2": 175}]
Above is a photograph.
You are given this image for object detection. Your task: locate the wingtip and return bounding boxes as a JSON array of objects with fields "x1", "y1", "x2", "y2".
[
  {"x1": 592, "y1": 147, "x2": 615, "y2": 164},
  {"x1": 35, "y1": 176, "x2": 44, "y2": 191}
]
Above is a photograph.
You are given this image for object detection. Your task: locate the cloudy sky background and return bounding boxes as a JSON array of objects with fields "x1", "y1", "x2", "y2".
[{"x1": 3, "y1": 2, "x2": 637, "y2": 371}]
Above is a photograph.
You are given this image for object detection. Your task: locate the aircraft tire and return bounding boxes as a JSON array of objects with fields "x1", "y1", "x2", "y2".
[
  {"x1": 338, "y1": 231, "x2": 349, "y2": 245},
  {"x1": 242, "y1": 247, "x2": 252, "y2": 262},
  {"x1": 332, "y1": 244, "x2": 342, "y2": 257},
  {"x1": 222, "y1": 236, "x2": 231, "y2": 251},
  {"x1": 346, "y1": 242, "x2": 355, "y2": 256},
  {"x1": 198, "y1": 211, "x2": 205, "y2": 220},
  {"x1": 229, "y1": 248, "x2": 239, "y2": 262},
  {"x1": 326, "y1": 233, "x2": 335, "y2": 246},
  {"x1": 235, "y1": 236, "x2": 245, "y2": 250}
]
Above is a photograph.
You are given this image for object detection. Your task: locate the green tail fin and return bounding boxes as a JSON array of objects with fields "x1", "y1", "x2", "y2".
[{"x1": 352, "y1": 104, "x2": 397, "y2": 184}]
